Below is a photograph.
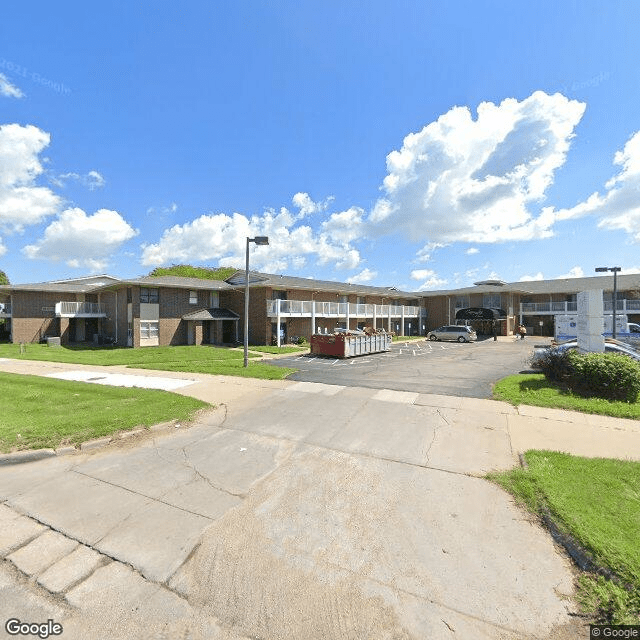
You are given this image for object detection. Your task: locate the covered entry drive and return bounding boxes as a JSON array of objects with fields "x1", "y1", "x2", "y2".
[{"x1": 455, "y1": 307, "x2": 508, "y2": 336}]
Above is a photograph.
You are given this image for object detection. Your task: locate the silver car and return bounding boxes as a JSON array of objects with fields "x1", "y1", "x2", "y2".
[{"x1": 427, "y1": 325, "x2": 477, "y2": 343}]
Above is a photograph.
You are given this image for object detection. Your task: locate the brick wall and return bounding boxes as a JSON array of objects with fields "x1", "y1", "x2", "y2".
[{"x1": 11, "y1": 291, "x2": 70, "y2": 343}]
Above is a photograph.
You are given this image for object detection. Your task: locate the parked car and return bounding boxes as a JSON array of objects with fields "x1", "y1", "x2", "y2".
[
  {"x1": 427, "y1": 325, "x2": 477, "y2": 343},
  {"x1": 532, "y1": 338, "x2": 640, "y2": 368}
]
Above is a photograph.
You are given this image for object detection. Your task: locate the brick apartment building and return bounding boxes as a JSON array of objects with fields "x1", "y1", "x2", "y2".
[{"x1": 1, "y1": 271, "x2": 638, "y2": 346}]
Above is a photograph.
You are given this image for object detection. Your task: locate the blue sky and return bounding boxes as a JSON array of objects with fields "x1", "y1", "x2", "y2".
[{"x1": 1, "y1": 1, "x2": 639, "y2": 290}]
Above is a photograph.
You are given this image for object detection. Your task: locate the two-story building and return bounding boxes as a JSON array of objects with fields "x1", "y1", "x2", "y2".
[
  {"x1": 1, "y1": 270, "x2": 638, "y2": 346},
  {"x1": 0, "y1": 271, "x2": 425, "y2": 347}
]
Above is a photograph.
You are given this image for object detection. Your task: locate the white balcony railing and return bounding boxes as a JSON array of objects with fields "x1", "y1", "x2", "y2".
[
  {"x1": 604, "y1": 300, "x2": 640, "y2": 312},
  {"x1": 521, "y1": 299, "x2": 640, "y2": 314},
  {"x1": 266, "y1": 300, "x2": 421, "y2": 318},
  {"x1": 0, "y1": 303, "x2": 10, "y2": 317},
  {"x1": 55, "y1": 301, "x2": 106, "y2": 317},
  {"x1": 520, "y1": 301, "x2": 578, "y2": 314}
]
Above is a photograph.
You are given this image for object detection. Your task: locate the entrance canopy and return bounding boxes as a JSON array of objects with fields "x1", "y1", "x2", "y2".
[
  {"x1": 455, "y1": 307, "x2": 507, "y2": 321},
  {"x1": 182, "y1": 308, "x2": 239, "y2": 321}
]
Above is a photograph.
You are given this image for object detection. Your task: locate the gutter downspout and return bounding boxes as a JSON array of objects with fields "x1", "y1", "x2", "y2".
[{"x1": 115, "y1": 290, "x2": 118, "y2": 344}]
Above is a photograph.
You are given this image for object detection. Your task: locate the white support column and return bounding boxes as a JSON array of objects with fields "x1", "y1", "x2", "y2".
[
  {"x1": 276, "y1": 298, "x2": 281, "y2": 347},
  {"x1": 387, "y1": 305, "x2": 391, "y2": 332},
  {"x1": 401, "y1": 306, "x2": 405, "y2": 336},
  {"x1": 373, "y1": 305, "x2": 377, "y2": 331},
  {"x1": 345, "y1": 301, "x2": 350, "y2": 331},
  {"x1": 311, "y1": 300, "x2": 316, "y2": 337}
]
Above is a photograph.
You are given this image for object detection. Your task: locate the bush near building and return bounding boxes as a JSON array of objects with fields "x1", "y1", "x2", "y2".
[{"x1": 535, "y1": 348, "x2": 640, "y2": 403}]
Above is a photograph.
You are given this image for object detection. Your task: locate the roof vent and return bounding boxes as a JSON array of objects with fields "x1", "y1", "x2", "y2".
[{"x1": 473, "y1": 279, "x2": 506, "y2": 287}]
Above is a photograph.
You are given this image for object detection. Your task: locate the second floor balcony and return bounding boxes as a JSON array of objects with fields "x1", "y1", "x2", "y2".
[
  {"x1": 0, "y1": 303, "x2": 10, "y2": 317},
  {"x1": 267, "y1": 300, "x2": 422, "y2": 319},
  {"x1": 55, "y1": 301, "x2": 106, "y2": 318},
  {"x1": 521, "y1": 299, "x2": 640, "y2": 314}
]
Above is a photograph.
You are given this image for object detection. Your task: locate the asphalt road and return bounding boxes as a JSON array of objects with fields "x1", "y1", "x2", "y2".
[{"x1": 270, "y1": 336, "x2": 544, "y2": 398}]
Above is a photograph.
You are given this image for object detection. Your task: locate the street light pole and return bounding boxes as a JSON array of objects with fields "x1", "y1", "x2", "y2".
[
  {"x1": 595, "y1": 266, "x2": 622, "y2": 339},
  {"x1": 244, "y1": 236, "x2": 269, "y2": 367}
]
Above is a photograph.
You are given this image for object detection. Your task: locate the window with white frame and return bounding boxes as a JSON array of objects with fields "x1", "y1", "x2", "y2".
[
  {"x1": 189, "y1": 290, "x2": 198, "y2": 304},
  {"x1": 455, "y1": 295, "x2": 469, "y2": 309},
  {"x1": 210, "y1": 291, "x2": 219, "y2": 308},
  {"x1": 140, "y1": 321, "x2": 159, "y2": 339}
]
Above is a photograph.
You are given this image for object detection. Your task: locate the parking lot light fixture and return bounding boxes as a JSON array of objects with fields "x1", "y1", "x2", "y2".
[
  {"x1": 595, "y1": 266, "x2": 622, "y2": 339},
  {"x1": 244, "y1": 236, "x2": 269, "y2": 367}
]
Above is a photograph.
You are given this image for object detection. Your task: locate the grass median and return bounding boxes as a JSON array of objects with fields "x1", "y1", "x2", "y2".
[
  {"x1": 0, "y1": 343, "x2": 296, "y2": 380},
  {"x1": 493, "y1": 373, "x2": 640, "y2": 419},
  {"x1": 488, "y1": 451, "x2": 640, "y2": 623},
  {"x1": 0, "y1": 371, "x2": 208, "y2": 452}
]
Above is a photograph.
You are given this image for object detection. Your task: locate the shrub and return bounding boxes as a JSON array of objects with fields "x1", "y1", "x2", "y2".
[
  {"x1": 568, "y1": 351, "x2": 640, "y2": 403},
  {"x1": 532, "y1": 347, "x2": 575, "y2": 383},
  {"x1": 296, "y1": 336, "x2": 307, "y2": 345}
]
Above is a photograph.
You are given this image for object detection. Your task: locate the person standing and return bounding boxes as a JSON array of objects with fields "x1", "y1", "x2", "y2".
[{"x1": 519, "y1": 324, "x2": 527, "y2": 340}]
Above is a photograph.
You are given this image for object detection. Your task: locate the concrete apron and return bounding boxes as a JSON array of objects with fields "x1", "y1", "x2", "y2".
[{"x1": 0, "y1": 377, "x2": 619, "y2": 639}]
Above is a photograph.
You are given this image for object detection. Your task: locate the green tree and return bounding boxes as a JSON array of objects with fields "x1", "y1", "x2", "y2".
[{"x1": 0, "y1": 270, "x2": 8, "y2": 285}]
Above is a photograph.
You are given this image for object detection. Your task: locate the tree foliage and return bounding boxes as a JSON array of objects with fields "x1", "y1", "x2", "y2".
[{"x1": 147, "y1": 265, "x2": 238, "y2": 281}]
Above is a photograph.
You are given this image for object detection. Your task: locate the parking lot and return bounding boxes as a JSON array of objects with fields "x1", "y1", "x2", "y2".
[{"x1": 271, "y1": 337, "x2": 543, "y2": 398}]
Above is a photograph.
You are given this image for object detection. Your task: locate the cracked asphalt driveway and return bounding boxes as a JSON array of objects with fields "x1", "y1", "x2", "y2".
[{"x1": 0, "y1": 382, "x2": 582, "y2": 639}]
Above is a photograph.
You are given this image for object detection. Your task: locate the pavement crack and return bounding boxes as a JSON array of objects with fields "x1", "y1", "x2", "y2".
[
  {"x1": 180, "y1": 446, "x2": 245, "y2": 500},
  {"x1": 70, "y1": 469, "x2": 216, "y2": 520}
]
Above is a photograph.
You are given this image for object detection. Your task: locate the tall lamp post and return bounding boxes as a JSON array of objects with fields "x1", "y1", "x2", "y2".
[
  {"x1": 595, "y1": 266, "x2": 621, "y2": 339},
  {"x1": 244, "y1": 236, "x2": 269, "y2": 367}
]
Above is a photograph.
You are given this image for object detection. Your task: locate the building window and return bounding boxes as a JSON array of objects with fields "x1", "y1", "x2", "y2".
[
  {"x1": 483, "y1": 293, "x2": 501, "y2": 309},
  {"x1": 189, "y1": 290, "x2": 198, "y2": 304},
  {"x1": 126, "y1": 288, "x2": 132, "y2": 303},
  {"x1": 210, "y1": 291, "x2": 219, "y2": 308},
  {"x1": 272, "y1": 290, "x2": 287, "y2": 301},
  {"x1": 140, "y1": 321, "x2": 159, "y2": 339},
  {"x1": 455, "y1": 295, "x2": 469, "y2": 309},
  {"x1": 140, "y1": 288, "x2": 159, "y2": 303}
]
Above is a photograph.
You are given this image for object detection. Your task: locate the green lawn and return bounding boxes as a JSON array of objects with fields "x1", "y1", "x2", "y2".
[
  {"x1": 246, "y1": 345, "x2": 308, "y2": 354},
  {"x1": 0, "y1": 343, "x2": 295, "y2": 380},
  {"x1": 0, "y1": 372, "x2": 208, "y2": 452},
  {"x1": 489, "y1": 451, "x2": 640, "y2": 623},
  {"x1": 493, "y1": 373, "x2": 640, "y2": 419}
]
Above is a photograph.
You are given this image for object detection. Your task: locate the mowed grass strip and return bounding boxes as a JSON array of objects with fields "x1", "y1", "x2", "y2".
[
  {"x1": 489, "y1": 451, "x2": 640, "y2": 623},
  {"x1": 0, "y1": 344, "x2": 295, "y2": 379},
  {"x1": 493, "y1": 373, "x2": 640, "y2": 420},
  {"x1": 0, "y1": 372, "x2": 208, "y2": 452}
]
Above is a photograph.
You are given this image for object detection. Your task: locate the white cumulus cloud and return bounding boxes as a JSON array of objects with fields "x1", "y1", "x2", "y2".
[
  {"x1": 0, "y1": 236, "x2": 6, "y2": 256},
  {"x1": 466, "y1": 247, "x2": 479, "y2": 255},
  {"x1": 347, "y1": 268, "x2": 377, "y2": 284},
  {"x1": 0, "y1": 74, "x2": 23, "y2": 98},
  {"x1": 292, "y1": 192, "x2": 334, "y2": 217},
  {"x1": 410, "y1": 268, "x2": 448, "y2": 290},
  {"x1": 0, "y1": 123, "x2": 62, "y2": 231},
  {"x1": 52, "y1": 170, "x2": 106, "y2": 191},
  {"x1": 519, "y1": 272, "x2": 544, "y2": 281},
  {"x1": 141, "y1": 194, "x2": 362, "y2": 273},
  {"x1": 370, "y1": 91, "x2": 585, "y2": 245},
  {"x1": 552, "y1": 130, "x2": 640, "y2": 242},
  {"x1": 555, "y1": 266, "x2": 584, "y2": 279},
  {"x1": 23, "y1": 208, "x2": 138, "y2": 271}
]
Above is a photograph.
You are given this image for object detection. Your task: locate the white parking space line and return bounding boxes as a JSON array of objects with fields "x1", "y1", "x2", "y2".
[{"x1": 46, "y1": 370, "x2": 196, "y2": 391}]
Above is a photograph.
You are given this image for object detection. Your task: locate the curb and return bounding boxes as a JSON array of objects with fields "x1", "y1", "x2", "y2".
[
  {"x1": 0, "y1": 449, "x2": 56, "y2": 466},
  {"x1": 0, "y1": 420, "x2": 180, "y2": 466}
]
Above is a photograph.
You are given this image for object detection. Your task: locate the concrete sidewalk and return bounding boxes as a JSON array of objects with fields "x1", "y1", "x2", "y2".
[{"x1": 1, "y1": 358, "x2": 639, "y2": 639}]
